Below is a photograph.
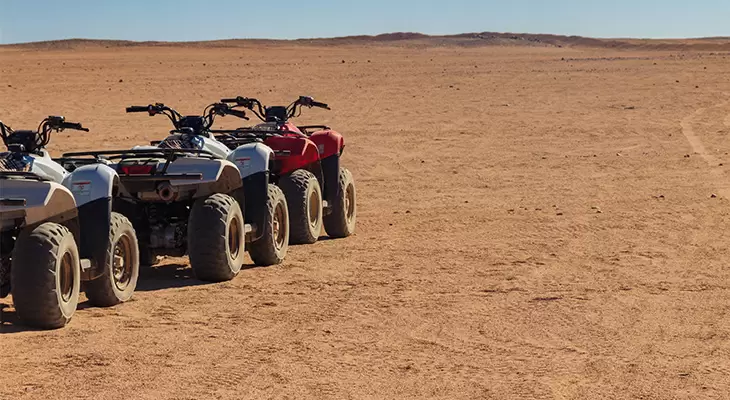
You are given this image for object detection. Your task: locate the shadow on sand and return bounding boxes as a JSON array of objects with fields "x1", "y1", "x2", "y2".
[
  {"x1": 136, "y1": 261, "x2": 267, "y2": 292},
  {"x1": 0, "y1": 260, "x2": 267, "y2": 332},
  {"x1": 0, "y1": 300, "x2": 94, "y2": 334},
  {"x1": 136, "y1": 263, "x2": 204, "y2": 292}
]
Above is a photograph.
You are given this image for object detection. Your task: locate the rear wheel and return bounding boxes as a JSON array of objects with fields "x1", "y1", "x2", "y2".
[
  {"x1": 85, "y1": 212, "x2": 140, "y2": 307},
  {"x1": 188, "y1": 193, "x2": 245, "y2": 282},
  {"x1": 280, "y1": 169, "x2": 322, "y2": 244},
  {"x1": 11, "y1": 223, "x2": 81, "y2": 329},
  {"x1": 323, "y1": 167, "x2": 356, "y2": 238},
  {"x1": 248, "y1": 184, "x2": 289, "y2": 266}
]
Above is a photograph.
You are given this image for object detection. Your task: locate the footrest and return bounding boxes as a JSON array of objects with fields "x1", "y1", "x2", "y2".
[
  {"x1": 244, "y1": 223, "x2": 257, "y2": 242},
  {"x1": 322, "y1": 200, "x2": 332, "y2": 216}
]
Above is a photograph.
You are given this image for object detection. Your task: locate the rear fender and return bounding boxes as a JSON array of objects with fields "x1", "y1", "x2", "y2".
[
  {"x1": 310, "y1": 130, "x2": 344, "y2": 160},
  {"x1": 0, "y1": 180, "x2": 78, "y2": 230},
  {"x1": 226, "y1": 142, "x2": 273, "y2": 179},
  {"x1": 162, "y1": 159, "x2": 242, "y2": 198},
  {"x1": 63, "y1": 163, "x2": 119, "y2": 206},
  {"x1": 62, "y1": 164, "x2": 119, "y2": 279}
]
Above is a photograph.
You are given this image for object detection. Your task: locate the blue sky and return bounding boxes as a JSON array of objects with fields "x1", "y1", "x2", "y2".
[{"x1": 0, "y1": 0, "x2": 728, "y2": 44}]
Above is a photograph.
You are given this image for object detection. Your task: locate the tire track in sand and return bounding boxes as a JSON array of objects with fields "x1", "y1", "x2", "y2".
[{"x1": 679, "y1": 96, "x2": 730, "y2": 198}]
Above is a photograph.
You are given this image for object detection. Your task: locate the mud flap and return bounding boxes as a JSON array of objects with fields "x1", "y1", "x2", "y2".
[
  {"x1": 320, "y1": 154, "x2": 341, "y2": 214},
  {"x1": 241, "y1": 171, "x2": 269, "y2": 242},
  {"x1": 77, "y1": 197, "x2": 112, "y2": 281}
]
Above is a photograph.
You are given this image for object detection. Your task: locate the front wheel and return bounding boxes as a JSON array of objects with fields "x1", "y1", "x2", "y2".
[
  {"x1": 280, "y1": 169, "x2": 323, "y2": 244},
  {"x1": 85, "y1": 212, "x2": 140, "y2": 307},
  {"x1": 323, "y1": 167, "x2": 356, "y2": 238},
  {"x1": 11, "y1": 223, "x2": 81, "y2": 329},
  {"x1": 188, "y1": 193, "x2": 245, "y2": 282},
  {"x1": 248, "y1": 184, "x2": 289, "y2": 266}
]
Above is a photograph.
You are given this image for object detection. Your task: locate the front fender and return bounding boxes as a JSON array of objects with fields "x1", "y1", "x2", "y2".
[{"x1": 63, "y1": 163, "x2": 119, "y2": 206}]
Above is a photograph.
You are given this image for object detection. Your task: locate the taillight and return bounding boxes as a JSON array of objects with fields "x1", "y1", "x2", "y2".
[{"x1": 119, "y1": 164, "x2": 155, "y2": 175}]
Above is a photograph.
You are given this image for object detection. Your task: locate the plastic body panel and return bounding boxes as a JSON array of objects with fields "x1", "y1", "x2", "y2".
[
  {"x1": 264, "y1": 135, "x2": 320, "y2": 175},
  {"x1": 309, "y1": 129, "x2": 344, "y2": 160},
  {"x1": 63, "y1": 163, "x2": 119, "y2": 206},
  {"x1": 226, "y1": 142, "x2": 273, "y2": 179},
  {"x1": 0, "y1": 180, "x2": 77, "y2": 230},
  {"x1": 29, "y1": 150, "x2": 70, "y2": 182}
]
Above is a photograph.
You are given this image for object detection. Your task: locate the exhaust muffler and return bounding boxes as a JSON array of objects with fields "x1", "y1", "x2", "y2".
[{"x1": 156, "y1": 182, "x2": 177, "y2": 202}]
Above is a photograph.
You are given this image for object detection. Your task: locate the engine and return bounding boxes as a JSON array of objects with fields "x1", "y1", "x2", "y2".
[
  {"x1": 141, "y1": 203, "x2": 189, "y2": 256},
  {"x1": 149, "y1": 223, "x2": 186, "y2": 250}
]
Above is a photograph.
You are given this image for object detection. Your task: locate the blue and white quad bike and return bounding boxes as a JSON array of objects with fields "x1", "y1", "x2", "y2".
[
  {"x1": 0, "y1": 117, "x2": 140, "y2": 329},
  {"x1": 59, "y1": 103, "x2": 288, "y2": 284}
]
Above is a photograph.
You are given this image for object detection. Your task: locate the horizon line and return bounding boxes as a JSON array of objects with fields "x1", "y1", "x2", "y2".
[{"x1": 3, "y1": 31, "x2": 730, "y2": 46}]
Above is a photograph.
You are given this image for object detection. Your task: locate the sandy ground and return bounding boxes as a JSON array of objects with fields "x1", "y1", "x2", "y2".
[{"x1": 1, "y1": 42, "x2": 730, "y2": 399}]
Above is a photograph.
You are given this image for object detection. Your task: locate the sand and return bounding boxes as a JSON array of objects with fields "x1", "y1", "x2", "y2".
[{"x1": 1, "y1": 39, "x2": 730, "y2": 399}]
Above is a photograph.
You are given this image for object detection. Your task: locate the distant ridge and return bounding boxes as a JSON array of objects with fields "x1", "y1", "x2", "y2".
[{"x1": 3, "y1": 32, "x2": 730, "y2": 51}]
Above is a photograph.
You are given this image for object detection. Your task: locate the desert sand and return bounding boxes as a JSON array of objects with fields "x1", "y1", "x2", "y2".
[{"x1": 1, "y1": 36, "x2": 730, "y2": 399}]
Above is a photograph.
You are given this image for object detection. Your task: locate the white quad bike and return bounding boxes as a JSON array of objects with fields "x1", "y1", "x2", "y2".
[
  {"x1": 59, "y1": 103, "x2": 289, "y2": 283},
  {"x1": 0, "y1": 117, "x2": 140, "y2": 329}
]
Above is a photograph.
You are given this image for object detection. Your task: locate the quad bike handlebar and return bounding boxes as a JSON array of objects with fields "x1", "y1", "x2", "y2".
[
  {"x1": 126, "y1": 102, "x2": 248, "y2": 135},
  {"x1": 1, "y1": 116, "x2": 88, "y2": 153},
  {"x1": 220, "y1": 95, "x2": 330, "y2": 123}
]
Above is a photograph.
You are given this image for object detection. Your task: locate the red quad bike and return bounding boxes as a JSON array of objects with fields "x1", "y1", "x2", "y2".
[{"x1": 217, "y1": 96, "x2": 356, "y2": 244}]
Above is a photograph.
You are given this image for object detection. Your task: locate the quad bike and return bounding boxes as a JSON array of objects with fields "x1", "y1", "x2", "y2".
[
  {"x1": 216, "y1": 96, "x2": 356, "y2": 244},
  {"x1": 58, "y1": 103, "x2": 288, "y2": 283},
  {"x1": 0, "y1": 117, "x2": 140, "y2": 329}
]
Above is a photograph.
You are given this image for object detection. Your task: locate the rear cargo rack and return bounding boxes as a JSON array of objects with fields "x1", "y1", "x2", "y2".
[
  {"x1": 213, "y1": 135, "x2": 265, "y2": 150},
  {"x1": 60, "y1": 148, "x2": 217, "y2": 181},
  {"x1": 297, "y1": 125, "x2": 330, "y2": 135},
  {"x1": 61, "y1": 148, "x2": 219, "y2": 160}
]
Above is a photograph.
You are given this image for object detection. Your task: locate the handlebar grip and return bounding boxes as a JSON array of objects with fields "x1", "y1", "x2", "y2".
[
  {"x1": 312, "y1": 101, "x2": 330, "y2": 110},
  {"x1": 126, "y1": 106, "x2": 149, "y2": 113},
  {"x1": 59, "y1": 122, "x2": 89, "y2": 132},
  {"x1": 62, "y1": 122, "x2": 89, "y2": 132},
  {"x1": 220, "y1": 98, "x2": 239, "y2": 103},
  {"x1": 227, "y1": 109, "x2": 249, "y2": 120}
]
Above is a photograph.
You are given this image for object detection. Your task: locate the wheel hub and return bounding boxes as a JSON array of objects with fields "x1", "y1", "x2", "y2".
[
  {"x1": 345, "y1": 183, "x2": 355, "y2": 223},
  {"x1": 228, "y1": 217, "x2": 241, "y2": 259},
  {"x1": 308, "y1": 190, "x2": 321, "y2": 229},
  {"x1": 273, "y1": 202, "x2": 286, "y2": 250},
  {"x1": 113, "y1": 235, "x2": 133, "y2": 291},
  {"x1": 59, "y1": 252, "x2": 75, "y2": 303}
]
